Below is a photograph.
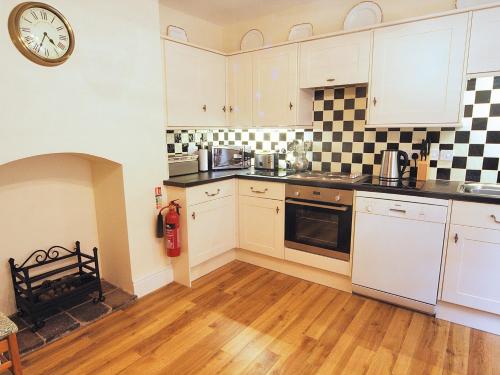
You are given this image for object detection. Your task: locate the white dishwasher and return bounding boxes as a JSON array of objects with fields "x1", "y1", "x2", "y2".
[{"x1": 352, "y1": 192, "x2": 449, "y2": 314}]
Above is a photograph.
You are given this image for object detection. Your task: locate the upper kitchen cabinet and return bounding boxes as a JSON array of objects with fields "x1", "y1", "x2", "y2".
[
  {"x1": 227, "y1": 53, "x2": 253, "y2": 127},
  {"x1": 164, "y1": 40, "x2": 226, "y2": 127},
  {"x1": 253, "y1": 44, "x2": 313, "y2": 127},
  {"x1": 368, "y1": 14, "x2": 468, "y2": 128},
  {"x1": 468, "y1": 7, "x2": 500, "y2": 74},
  {"x1": 299, "y1": 31, "x2": 371, "y2": 88}
]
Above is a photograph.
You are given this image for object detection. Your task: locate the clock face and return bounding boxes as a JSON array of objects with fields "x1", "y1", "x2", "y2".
[{"x1": 8, "y1": 2, "x2": 74, "y2": 66}]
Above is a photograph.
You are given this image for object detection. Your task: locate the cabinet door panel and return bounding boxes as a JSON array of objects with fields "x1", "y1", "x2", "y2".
[
  {"x1": 468, "y1": 7, "x2": 500, "y2": 74},
  {"x1": 187, "y1": 196, "x2": 236, "y2": 267},
  {"x1": 253, "y1": 44, "x2": 298, "y2": 127},
  {"x1": 369, "y1": 14, "x2": 468, "y2": 126},
  {"x1": 228, "y1": 53, "x2": 253, "y2": 127},
  {"x1": 300, "y1": 31, "x2": 371, "y2": 88},
  {"x1": 164, "y1": 41, "x2": 203, "y2": 126},
  {"x1": 202, "y1": 52, "x2": 227, "y2": 126},
  {"x1": 239, "y1": 196, "x2": 284, "y2": 259},
  {"x1": 442, "y1": 224, "x2": 500, "y2": 314}
]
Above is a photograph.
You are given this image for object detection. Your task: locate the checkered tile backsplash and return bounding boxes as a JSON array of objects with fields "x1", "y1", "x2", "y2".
[{"x1": 166, "y1": 75, "x2": 500, "y2": 183}]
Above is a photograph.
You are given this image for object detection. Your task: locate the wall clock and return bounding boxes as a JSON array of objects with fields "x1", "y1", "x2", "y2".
[{"x1": 8, "y1": 2, "x2": 75, "y2": 67}]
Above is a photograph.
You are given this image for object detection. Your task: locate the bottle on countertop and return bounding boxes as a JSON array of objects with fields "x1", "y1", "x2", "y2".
[{"x1": 198, "y1": 143, "x2": 209, "y2": 172}]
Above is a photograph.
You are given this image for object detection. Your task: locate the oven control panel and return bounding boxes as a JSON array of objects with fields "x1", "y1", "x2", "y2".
[{"x1": 285, "y1": 184, "x2": 353, "y2": 205}]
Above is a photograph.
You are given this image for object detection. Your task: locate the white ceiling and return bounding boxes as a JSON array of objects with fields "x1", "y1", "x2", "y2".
[{"x1": 159, "y1": 0, "x2": 318, "y2": 25}]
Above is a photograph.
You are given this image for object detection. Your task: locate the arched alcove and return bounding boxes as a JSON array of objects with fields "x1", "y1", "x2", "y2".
[{"x1": 0, "y1": 153, "x2": 133, "y2": 315}]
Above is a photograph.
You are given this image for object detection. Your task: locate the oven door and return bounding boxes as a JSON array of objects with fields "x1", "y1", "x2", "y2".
[{"x1": 285, "y1": 199, "x2": 352, "y2": 261}]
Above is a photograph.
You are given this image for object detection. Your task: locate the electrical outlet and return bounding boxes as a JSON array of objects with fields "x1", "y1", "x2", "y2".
[
  {"x1": 440, "y1": 149, "x2": 453, "y2": 161},
  {"x1": 430, "y1": 148, "x2": 440, "y2": 160}
]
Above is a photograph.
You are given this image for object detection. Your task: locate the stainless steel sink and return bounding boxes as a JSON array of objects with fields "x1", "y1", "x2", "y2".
[{"x1": 458, "y1": 183, "x2": 500, "y2": 197}]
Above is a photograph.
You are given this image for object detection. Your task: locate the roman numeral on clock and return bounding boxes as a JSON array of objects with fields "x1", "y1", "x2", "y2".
[
  {"x1": 21, "y1": 27, "x2": 31, "y2": 33},
  {"x1": 59, "y1": 35, "x2": 67, "y2": 41},
  {"x1": 44, "y1": 48, "x2": 50, "y2": 57},
  {"x1": 41, "y1": 10, "x2": 47, "y2": 20},
  {"x1": 56, "y1": 26, "x2": 64, "y2": 31},
  {"x1": 57, "y1": 42, "x2": 66, "y2": 50},
  {"x1": 30, "y1": 10, "x2": 38, "y2": 20}
]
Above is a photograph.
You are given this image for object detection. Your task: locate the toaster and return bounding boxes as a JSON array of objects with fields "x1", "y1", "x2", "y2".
[{"x1": 254, "y1": 151, "x2": 279, "y2": 170}]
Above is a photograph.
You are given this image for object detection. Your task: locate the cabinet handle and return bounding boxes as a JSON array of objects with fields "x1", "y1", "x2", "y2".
[
  {"x1": 250, "y1": 187, "x2": 268, "y2": 194},
  {"x1": 192, "y1": 212, "x2": 196, "y2": 220},
  {"x1": 326, "y1": 78, "x2": 335, "y2": 82},
  {"x1": 223, "y1": 105, "x2": 226, "y2": 112},
  {"x1": 490, "y1": 214, "x2": 500, "y2": 223},
  {"x1": 229, "y1": 106, "x2": 233, "y2": 112},
  {"x1": 276, "y1": 206, "x2": 280, "y2": 214},
  {"x1": 390, "y1": 208, "x2": 406, "y2": 214},
  {"x1": 289, "y1": 102, "x2": 294, "y2": 110},
  {"x1": 373, "y1": 97, "x2": 377, "y2": 106},
  {"x1": 202, "y1": 105, "x2": 207, "y2": 112},
  {"x1": 205, "y1": 189, "x2": 220, "y2": 197},
  {"x1": 454, "y1": 233, "x2": 458, "y2": 243}
]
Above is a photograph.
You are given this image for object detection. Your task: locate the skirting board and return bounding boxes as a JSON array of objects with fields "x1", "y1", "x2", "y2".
[
  {"x1": 437, "y1": 301, "x2": 500, "y2": 336},
  {"x1": 132, "y1": 265, "x2": 174, "y2": 298},
  {"x1": 235, "y1": 248, "x2": 352, "y2": 293}
]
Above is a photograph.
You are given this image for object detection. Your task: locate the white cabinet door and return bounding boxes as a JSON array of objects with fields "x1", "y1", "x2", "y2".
[
  {"x1": 299, "y1": 31, "x2": 371, "y2": 88},
  {"x1": 187, "y1": 196, "x2": 236, "y2": 267},
  {"x1": 227, "y1": 53, "x2": 253, "y2": 127},
  {"x1": 201, "y1": 52, "x2": 227, "y2": 126},
  {"x1": 253, "y1": 44, "x2": 298, "y2": 127},
  {"x1": 164, "y1": 40, "x2": 203, "y2": 126},
  {"x1": 442, "y1": 224, "x2": 500, "y2": 315},
  {"x1": 164, "y1": 40, "x2": 226, "y2": 127},
  {"x1": 368, "y1": 14, "x2": 468, "y2": 126},
  {"x1": 239, "y1": 196, "x2": 284, "y2": 259},
  {"x1": 468, "y1": 7, "x2": 500, "y2": 74}
]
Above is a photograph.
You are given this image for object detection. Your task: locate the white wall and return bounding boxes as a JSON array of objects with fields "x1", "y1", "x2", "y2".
[
  {"x1": 0, "y1": 0, "x2": 170, "y2": 304},
  {"x1": 158, "y1": 2, "x2": 225, "y2": 50},
  {"x1": 222, "y1": 0, "x2": 455, "y2": 51},
  {"x1": 0, "y1": 155, "x2": 100, "y2": 315}
]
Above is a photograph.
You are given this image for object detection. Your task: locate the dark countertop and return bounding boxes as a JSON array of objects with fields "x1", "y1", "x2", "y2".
[{"x1": 164, "y1": 169, "x2": 500, "y2": 205}]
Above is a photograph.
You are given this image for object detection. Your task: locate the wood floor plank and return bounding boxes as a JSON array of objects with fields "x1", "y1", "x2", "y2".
[{"x1": 20, "y1": 260, "x2": 500, "y2": 375}]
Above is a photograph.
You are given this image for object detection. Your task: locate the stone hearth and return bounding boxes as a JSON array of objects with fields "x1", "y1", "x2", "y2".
[{"x1": 10, "y1": 280, "x2": 136, "y2": 355}]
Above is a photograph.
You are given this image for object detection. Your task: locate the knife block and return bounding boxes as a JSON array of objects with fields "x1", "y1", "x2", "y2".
[{"x1": 416, "y1": 160, "x2": 430, "y2": 181}]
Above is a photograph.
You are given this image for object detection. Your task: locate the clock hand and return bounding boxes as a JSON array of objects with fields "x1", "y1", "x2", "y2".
[{"x1": 40, "y1": 32, "x2": 47, "y2": 47}]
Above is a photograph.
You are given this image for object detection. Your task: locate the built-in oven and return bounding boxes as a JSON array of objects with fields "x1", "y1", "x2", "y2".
[{"x1": 284, "y1": 184, "x2": 353, "y2": 261}]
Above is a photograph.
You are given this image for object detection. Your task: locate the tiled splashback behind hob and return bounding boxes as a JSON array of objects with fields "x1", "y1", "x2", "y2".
[{"x1": 166, "y1": 76, "x2": 500, "y2": 183}]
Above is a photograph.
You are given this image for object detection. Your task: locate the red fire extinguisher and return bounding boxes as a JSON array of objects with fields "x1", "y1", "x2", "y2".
[{"x1": 156, "y1": 200, "x2": 181, "y2": 257}]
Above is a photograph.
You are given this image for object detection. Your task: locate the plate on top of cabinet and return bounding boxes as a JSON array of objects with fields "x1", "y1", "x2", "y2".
[
  {"x1": 455, "y1": 0, "x2": 499, "y2": 8},
  {"x1": 343, "y1": 1, "x2": 383, "y2": 31},
  {"x1": 167, "y1": 25, "x2": 188, "y2": 42},
  {"x1": 240, "y1": 29, "x2": 264, "y2": 51},
  {"x1": 288, "y1": 23, "x2": 314, "y2": 41}
]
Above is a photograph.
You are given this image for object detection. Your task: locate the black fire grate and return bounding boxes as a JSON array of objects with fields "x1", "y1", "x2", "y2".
[{"x1": 9, "y1": 241, "x2": 105, "y2": 331}]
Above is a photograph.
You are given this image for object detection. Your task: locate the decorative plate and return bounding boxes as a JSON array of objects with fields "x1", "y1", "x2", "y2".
[
  {"x1": 288, "y1": 23, "x2": 314, "y2": 41},
  {"x1": 240, "y1": 29, "x2": 264, "y2": 51},
  {"x1": 167, "y1": 25, "x2": 188, "y2": 42},
  {"x1": 344, "y1": 1, "x2": 383, "y2": 31}
]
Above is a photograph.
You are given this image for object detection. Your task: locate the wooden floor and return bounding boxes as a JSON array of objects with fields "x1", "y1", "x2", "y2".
[{"x1": 21, "y1": 261, "x2": 499, "y2": 375}]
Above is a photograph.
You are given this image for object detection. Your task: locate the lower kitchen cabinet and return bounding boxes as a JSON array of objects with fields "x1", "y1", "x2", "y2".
[
  {"x1": 442, "y1": 224, "x2": 500, "y2": 315},
  {"x1": 239, "y1": 195, "x2": 284, "y2": 259},
  {"x1": 187, "y1": 196, "x2": 236, "y2": 267}
]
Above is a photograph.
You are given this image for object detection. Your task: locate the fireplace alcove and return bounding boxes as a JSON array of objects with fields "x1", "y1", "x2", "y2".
[{"x1": 0, "y1": 153, "x2": 133, "y2": 317}]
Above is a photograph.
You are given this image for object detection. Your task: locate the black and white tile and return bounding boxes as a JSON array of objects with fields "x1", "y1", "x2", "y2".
[
  {"x1": 166, "y1": 76, "x2": 500, "y2": 183},
  {"x1": 311, "y1": 77, "x2": 500, "y2": 183}
]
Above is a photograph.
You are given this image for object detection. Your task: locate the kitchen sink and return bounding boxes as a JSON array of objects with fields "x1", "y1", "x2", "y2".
[{"x1": 458, "y1": 183, "x2": 500, "y2": 197}]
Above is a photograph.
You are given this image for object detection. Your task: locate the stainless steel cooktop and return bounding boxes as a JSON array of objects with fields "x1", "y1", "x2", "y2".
[{"x1": 287, "y1": 171, "x2": 368, "y2": 183}]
